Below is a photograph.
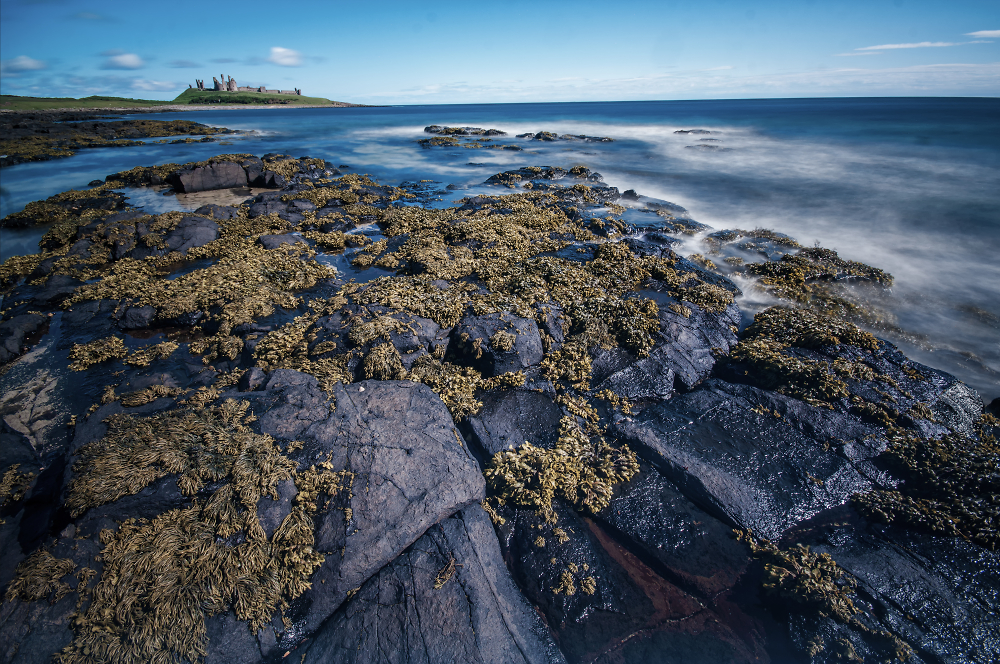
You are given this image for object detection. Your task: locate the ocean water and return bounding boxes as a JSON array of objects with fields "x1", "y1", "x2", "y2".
[{"x1": 1, "y1": 98, "x2": 998, "y2": 401}]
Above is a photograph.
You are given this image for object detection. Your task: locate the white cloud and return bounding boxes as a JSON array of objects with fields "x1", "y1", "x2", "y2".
[
  {"x1": 856, "y1": 41, "x2": 960, "y2": 50},
  {"x1": 132, "y1": 79, "x2": 181, "y2": 92},
  {"x1": 268, "y1": 47, "x2": 302, "y2": 67},
  {"x1": 0, "y1": 55, "x2": 47, "y2": 74},
  {"x1": 965, "y1": 30, "x2": 1000, "y2": 38},
  {"x1": 101, "y1": 52, "x2": 145, "y2": 69}
]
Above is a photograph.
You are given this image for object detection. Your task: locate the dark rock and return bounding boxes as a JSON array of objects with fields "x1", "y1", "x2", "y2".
[
  {"x1": 194, "y1": 204, "x2": 240, "y2": 220},
  {"x1": 597, "y1": 462, "x2": 751, "y2": 598},
  {"x1": 987, "y1": 397, "x2": 1000, "y2": 416},
  {"x1": 299, "y1": 505, "x2": 566, "y2": 664},
  {"x1": 621, "y1": 189, "x2": 640, "y2": 200},
  {"x1": 465, "y1": 389, "x2": 562, "y2": 459},
  {"x1": 206, "y1": 375, "x2": 486, "y2": 661},
  {"x1": 257, "y1": 234, "x2": 305, "y2": 250},
  {"x1": 449, "y1": 312, "x2": 543, "y2": 377},
  {"x1": 781, "y1": 513, "x2": 1000, "y2": 663},
  {"x1": 87, "y1": 179, "x2": 103, "y2": 187},
  {"x1": 237, "y1": 367, "x2": 267, "y2": 391},
  {"x1": 493, "y1": 500, "x2": 763, "y2": 664},
  {"x1": 174, "y1": 161, "x2": 248, "y2": 193},
  {"x1": 0, "y1": 314, "x2": 46, "y2": 364},
  {"x1": 616, "y1": 379, "x2": 883, "y2": 539},
  {"x1": 117, "y1": 305, "x2": 156, "y2": 330}
]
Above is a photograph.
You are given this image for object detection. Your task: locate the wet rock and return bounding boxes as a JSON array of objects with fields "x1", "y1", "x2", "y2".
[
  {"x1": 493, "y1": 500, "x2": 763, "y2": 664},
  {"x1": 0, "y1": 314, "x2": 46, "y2": 364},
  {"x1": 174, "y1": 161, "x2": 248, "y2": 193},
  {"x1": 781, "y1": 513, "x2": 1000, "y2": 663},
  {"x1": 194, "y1": 204, "x2": 241, "y2": 220},
  {"x1": 204, "y1": 374, "x2": 486, "y2": 661},
  {"x1": 117, "y1": 305, "x2": 156, "y2": 330},
  {"x1": 258, "y1": 234, "x2": 305, "y2": 250},
  {"x1": 464, "y1": 388, "x2": 563, "y2": 459},
  {"x1": 449, "y1": 312, "x2": 543, "y2": 377},
  {"x1": 124, "y1": 215, "x2": 219, "y2": 260},
  {"x1": 596, "y1": 462, "x2": 751, "y2": 598},
  {"x1": 247, "y1": 193, "x2": 288, "y2": 218},
  {"x1": 299, "y1": 505, "x2": 567, "y2": 664},
  {"x1": 616, "y1": 379, "x2": 882, "y2": 539}
]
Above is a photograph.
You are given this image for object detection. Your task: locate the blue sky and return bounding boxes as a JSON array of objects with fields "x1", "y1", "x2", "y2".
[{"x1": 1, "y1": 0, "x2": 997, "y2": 103}]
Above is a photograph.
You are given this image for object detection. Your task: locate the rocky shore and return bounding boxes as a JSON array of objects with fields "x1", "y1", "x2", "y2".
[{"x1": 0, "y1": 152, "x2": 997, "y2": 663}]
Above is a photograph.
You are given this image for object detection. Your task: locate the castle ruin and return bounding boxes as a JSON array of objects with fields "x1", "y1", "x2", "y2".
[{"x1": 190, "y1": 75, "x2": 301, "y2": 96}]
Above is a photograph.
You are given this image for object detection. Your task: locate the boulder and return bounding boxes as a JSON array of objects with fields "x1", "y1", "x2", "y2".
[
  {"x1": 299, "y1": 505, "x2": 568, "y2": 664},
  {"x1": 117, "y1": 305, "x2": 156, "y2": 330},
  {"x1": 194, "y1": 204, "x2": 241, "y2": 220},
  {"x1": 449, "y1": 312, "x2": 543, "y2": 377},
  {"x1": 175, "y1": 161, "x2": 248, "y2": 193}
]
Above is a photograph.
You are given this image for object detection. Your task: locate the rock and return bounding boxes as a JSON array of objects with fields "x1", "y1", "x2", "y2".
[
  {"x1": 87, "y1": 179, "x2": 103, "y2": 187},
  {"x1": 194, "y1": 204, "x2": 241, "y2": 220},
  {"x1": 299, "y1": 505, "x2": 567, "y2": 664},
  {"x1": 237, "y1": 367, "x2": 267, "y2": 391},
  {"x1": 174, "y1": 161, "x2": 248, "y2": 193},
  {"x1": 464, "y1": 388, "x2": 562, "y2": 459},
  {"x1": 596, "y1": 462, "x2": 751, "y2": 598},
  {"x1": 493, "y1": 500, "x2": 763, "y2": 664},
  {"x1": 0, "y1": 314, "x2": 46, "y2": 364},
  {"x1": 248, "y1": 170, "x2": 286, "y2": 189},
  {"x1": 257, "y1": 234, "x2": 305, "y2": 250},
  {"x1": 781, "y1": 513, "x2": 1000, "y2": 663},
  {"x1": 616, "y1": 379, "x2": 883, "y2": 539},
  {"x1": 595, "y1": 301, "x2": 741, "y2": 397},
  {"x1": 203, "y1": 375, "x2": 486, "y2": 661},
  {"x1": 117, "y1": 305, "x2": 156, "y2": 330},
  {"x1": 449, "y1": 312, "x2": 543, "y2": 377}
]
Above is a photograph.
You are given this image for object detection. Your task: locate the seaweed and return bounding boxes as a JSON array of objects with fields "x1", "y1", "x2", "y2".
[
  {"x1": 853, "y1": 415, "x2": 1000, "y2": 550},
  {"x1": 484, "y1": 416, "x2": 638, "y2": 522},
  {"x1": 4, "y1": 551, "x2": 77, "y2": 604},
  {"x1": 68, "y1": 337, "x2": 127, "y2": 371}
]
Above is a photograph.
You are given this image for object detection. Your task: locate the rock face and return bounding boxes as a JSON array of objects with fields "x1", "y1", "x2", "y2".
[
  {"x1": 299, "y1": 505, "x2": 567, "y2": 664},
  {"x1": 617, "y1": 379, "x2": 882, "y2": 540},
  {"x1": 175, "y1": 161, "x2": 248, "y2": 192},
  {"x1": 205, "y1": 374, "x2": 487, "y2": 661}
]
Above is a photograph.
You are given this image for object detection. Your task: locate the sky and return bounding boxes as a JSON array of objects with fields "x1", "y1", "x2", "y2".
[{"x1": 1, "y1": 0, "x2": 997, "y2": 104}]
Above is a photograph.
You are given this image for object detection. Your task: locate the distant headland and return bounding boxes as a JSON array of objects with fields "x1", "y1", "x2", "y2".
[{"x1": 193, "y1": 74, "x2": 303, "y2": 97}]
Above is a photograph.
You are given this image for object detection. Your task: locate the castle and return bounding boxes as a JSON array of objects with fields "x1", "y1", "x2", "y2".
[{"x1": 191, "y1": 75, "x2": 301, "y2": 96}]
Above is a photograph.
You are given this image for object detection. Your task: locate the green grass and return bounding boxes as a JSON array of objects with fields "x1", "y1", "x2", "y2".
[
  {"x1": 172, "y1": 89, "x2": 340, "y2": 106},
  {"x1": 1, "y1": 95, "x2": 175, "y2": 111},
  {"x1": 1, "y1": 90, "x2": 349, "y2": 111}
]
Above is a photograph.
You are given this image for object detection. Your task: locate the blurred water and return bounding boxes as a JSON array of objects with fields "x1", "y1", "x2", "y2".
[{"x1": 1, "y1": 98, "x2": 997, "y2": 400}]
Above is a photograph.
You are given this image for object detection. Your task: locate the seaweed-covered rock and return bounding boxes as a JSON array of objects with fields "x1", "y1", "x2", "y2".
[
  {"x1": 207, "y1": 374, "x2": 487, "y2": 661},
  {"x1": 450, "y1": 312, "x2": 543, "y2": 377},
  {"x1": 616, "y1": 379, "x2": 882, "y2": 539},
  {"x1": 299, "y1": 504, "x2": 566, "y2": 664},
  {"x1": 464, "y1": 388, "x2": 562, "y2": 459},
  {"x1": 174, "y1": 161, "x2": 248, "y2": 193}
]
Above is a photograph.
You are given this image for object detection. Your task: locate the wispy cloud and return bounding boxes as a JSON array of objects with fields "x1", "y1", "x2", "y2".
[
  {"x1": 170, "y1": 59, "x2": 201, "y2": 68},
  {"x1": 211, "y1": 58, "x2": 237, "y2": 64},
  {"x1": 0, "y1": 54, "x2": 47, "y2": 76},
  {"x1": 268, "y1": 47, "x2": 302, "y2": 67},
  {"x1": 132, "y1": 79, "x2": 181, "y2": 92},
  {"x1": 965, "y1": 30, "x2": 1000, "y2": 38},
  {"x1": 101, "y1": 52, "x2": 145, "y2": 70},
  {"x1": 702, "y1": 66, "x2": 734, "y2": 71},
  {"x1": 835, "y1": 51, "x2": 883, "y2": 57},
  {"x1": 856, "y1": 41, "x2": 961, "y2": 50}
]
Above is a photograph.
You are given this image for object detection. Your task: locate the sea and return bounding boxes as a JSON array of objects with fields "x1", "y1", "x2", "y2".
[{"x1": 1, "y1": 97, "x2": 998, "y2": 402}]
